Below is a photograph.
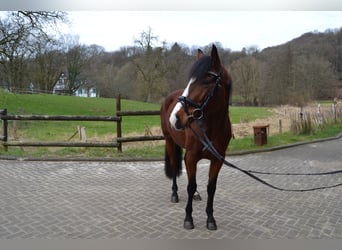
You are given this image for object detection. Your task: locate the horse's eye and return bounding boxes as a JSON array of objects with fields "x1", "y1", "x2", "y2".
[
  {"x1": 203, "y1": 74, "x2": 216, "y2": 84},
  {"x1": 202, "y1": 78, "x2": 212, "y2": 85}
]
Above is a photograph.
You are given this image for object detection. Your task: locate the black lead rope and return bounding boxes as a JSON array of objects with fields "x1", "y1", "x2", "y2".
[
  {"x1": 189, "y1": 121, "x2": 342, "y2": 192},
  {"x1": 245, "y1": 169, "x2": 342, "y2": 176}
]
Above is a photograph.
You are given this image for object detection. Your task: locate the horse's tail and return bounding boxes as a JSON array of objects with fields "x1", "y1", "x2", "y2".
[{"x1": 164, "y1": 141, "x2": 183, "y2": 179}]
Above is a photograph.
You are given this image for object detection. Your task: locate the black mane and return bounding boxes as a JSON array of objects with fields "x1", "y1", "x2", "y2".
[{"x1": 188, "y1": 55, "x2": 211, "y2": 81}]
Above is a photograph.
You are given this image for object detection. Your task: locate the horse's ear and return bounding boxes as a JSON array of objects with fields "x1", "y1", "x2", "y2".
[
  {"x1": 211, "y1": 44, "x2": 221, "y2": 69},
  {"x1": 197, "y1": 49, "x2": 204, "y2": 60}
]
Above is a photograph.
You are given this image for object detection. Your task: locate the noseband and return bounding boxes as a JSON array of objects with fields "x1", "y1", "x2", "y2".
[{"x1": 178, "y1": 71, "x2": 222, "y2": 122}]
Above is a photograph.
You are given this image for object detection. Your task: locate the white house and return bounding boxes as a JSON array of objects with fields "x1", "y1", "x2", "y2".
[
  {"x1": 75, "y1": 85, "x2": 97, "y2": 98},
  {"x1": 53, "y1": 72, "x2": 97, "y2": 97},
  {"x1": 53, "y1": 72, "x2": 68, "y2": 95}
]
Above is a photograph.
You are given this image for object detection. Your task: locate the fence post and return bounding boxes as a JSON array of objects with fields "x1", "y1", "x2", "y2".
[
  {"x1": 116, "y1": 95, "x2": 122, "y2": 152},
  {"x1": 1, "y1": 109, "x2": 8, "y2": 151},
  {"x1": 333, "y1": 97, "x2": 337, "y2": 123}
]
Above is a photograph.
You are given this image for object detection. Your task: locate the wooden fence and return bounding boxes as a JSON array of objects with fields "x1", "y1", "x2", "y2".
[{"x1": 0, "y1": 95, "x2": 164, "y2": 152}]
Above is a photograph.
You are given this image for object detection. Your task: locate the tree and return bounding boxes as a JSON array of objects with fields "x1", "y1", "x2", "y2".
[
  {"x1": 65, "y1": 45, "x2": 82, "y2": 95},
  {"x1": 231, "y1": 55, "x2": 261, "y2": 105},
  {"x1": 64, "y1": 43, "x2": 108, "y2": 96},
  {"x1": 0, "y1": 11, "x2": 67, "y2": 59},
  {"x1": 131, "y1": 27, "x2": 168, "y2": 102},
  {"x1": 112, "y1": 61, "x2": 137, "y2": 99},
  {"x1": 260, "y1": 45, "x2": 296, "y2": 105},
  {"x1": 164, "y1": 42, "x2": 192, "y2": 92},
  {"x1": 0, "y1": 31, "x2": 28, "y2": 91},
  {"x1": 0, "y1": 11, "x2": 67, "y2": 91},
  {"x1": 28, "y1": 36, "x2": 65, "y2": 92},
  {"x1": 299, "y1": 55, "x2": 336, "y2": 100}
]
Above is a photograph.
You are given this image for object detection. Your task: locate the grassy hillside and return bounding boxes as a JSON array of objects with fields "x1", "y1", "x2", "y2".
[{"x1": 0, "y1": 91, "x2": 158, "y2": 115}]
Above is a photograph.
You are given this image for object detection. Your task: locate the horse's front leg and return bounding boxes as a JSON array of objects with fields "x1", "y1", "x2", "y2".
[
  {"x1": 184, "y1": 175, "x2": 197, "y2": 229},
  {"x1": 206, "y1": 160, "x2": 223, "y2": 230},
  {"x1": 184, "y1": 154, "x2": 198, "y2": 230}
]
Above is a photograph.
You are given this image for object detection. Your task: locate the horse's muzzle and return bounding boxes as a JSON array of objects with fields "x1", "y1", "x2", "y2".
[{"x1": 174, "y1": 115, "x2": 185, "y2": 131}]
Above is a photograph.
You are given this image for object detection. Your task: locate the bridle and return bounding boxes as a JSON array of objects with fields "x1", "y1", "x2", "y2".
[{"x1": 177, "y1": 71, "x2": 222, "y2": 123}]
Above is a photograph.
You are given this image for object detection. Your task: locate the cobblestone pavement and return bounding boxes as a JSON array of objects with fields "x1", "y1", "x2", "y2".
[{"x1": 0, "y1": 138, "x2": 341, "y2": 239}]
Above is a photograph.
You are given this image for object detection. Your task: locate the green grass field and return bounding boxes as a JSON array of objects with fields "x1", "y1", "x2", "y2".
[
  {"x1": 0, "y1": 91, "x2": 272, "y2": 137},
  {"x1": 0, "y1": 90, "x2": 341, "y2": 159}
]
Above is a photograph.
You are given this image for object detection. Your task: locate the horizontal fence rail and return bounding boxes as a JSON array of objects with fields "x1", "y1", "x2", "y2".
[
  {"x1": 0, "y1": 95, "x2": 165, "y2": 153},
  {"x1": 116, "y1": 110, "x2": 160, "y2": 116},
  {"x1": 3, "y1": 141, "x2": 120, "y2": 148},
  {"x1": 117, "y1": 136, "x2": 164, "y2": 143},
  {"x1": 0, "y1": 115, "x2": 121, "y2": 121}
]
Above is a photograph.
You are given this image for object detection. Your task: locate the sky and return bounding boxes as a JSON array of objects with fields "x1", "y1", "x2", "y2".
[
  {"x1": 1, "y1": 1, "x2": 342, "y2": 52},
  {"x1": 61, "y1": 11, "x2": 342, "y2": 52}
]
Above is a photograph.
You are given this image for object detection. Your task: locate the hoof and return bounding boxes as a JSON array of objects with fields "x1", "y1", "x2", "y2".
[
  {"x1": 171, "y1": 194, "x2": 179, "y2": 203},
  {"x1": 206, "y1": 220, "x2": 217, "y2": 230},
  {"x1": 184, "y1": 220, "x2": 195, "y2": 230}
]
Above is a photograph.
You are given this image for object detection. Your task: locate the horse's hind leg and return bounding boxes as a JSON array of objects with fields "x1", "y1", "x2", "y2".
[
  {"x1": 164, "y1": 137, "x2": 182, "y2": 203},
  {"x1": 171, "y1": 174, "x2": 179, "y2": 203}
]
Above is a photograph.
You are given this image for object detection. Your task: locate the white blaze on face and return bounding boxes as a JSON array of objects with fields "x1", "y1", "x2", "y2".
[{"x1": 169, "y1": 78, "x2": 195, "y2": 129}]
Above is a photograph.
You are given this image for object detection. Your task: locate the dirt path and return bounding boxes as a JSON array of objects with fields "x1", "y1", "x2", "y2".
[{"x1": 232, "y1": 106, "x2": 293, "y2": 138}]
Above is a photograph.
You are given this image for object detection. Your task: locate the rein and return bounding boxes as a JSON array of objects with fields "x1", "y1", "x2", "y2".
[
  {"x1": 189, "y1": 120, "x2": 342, "y2": 192},
  {"x1": 176, "y1": 70, "x2": 342, "y2": 192}
]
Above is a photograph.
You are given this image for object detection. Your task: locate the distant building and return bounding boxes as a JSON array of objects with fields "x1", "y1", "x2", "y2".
[
  {"x1": 53, "y1": 72, "x2": 97, "y2": 97},
  {"x1": 75, "y1": 85, "x2": 97, "y2": 98},
  {"x1": 53, "y1": 72, "x2": 68, "y2": 95}
]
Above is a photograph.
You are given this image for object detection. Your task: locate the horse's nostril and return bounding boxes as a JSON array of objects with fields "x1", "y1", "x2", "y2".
[{"x1": 175, "y1": 115, "x2": 183, "y2": 130}]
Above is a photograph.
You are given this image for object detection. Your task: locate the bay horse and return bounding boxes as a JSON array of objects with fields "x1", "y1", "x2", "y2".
[{"x1": 160, "y1": 44, "x2": 232, "y2": 230}]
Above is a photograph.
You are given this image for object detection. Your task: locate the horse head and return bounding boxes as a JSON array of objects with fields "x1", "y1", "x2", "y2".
[{"x1": 169, "y1": 44, "x2": 230, "y2": 131}]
